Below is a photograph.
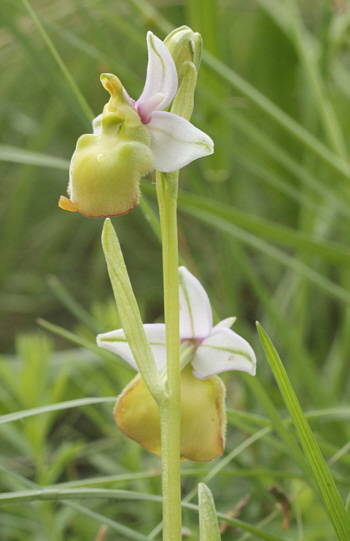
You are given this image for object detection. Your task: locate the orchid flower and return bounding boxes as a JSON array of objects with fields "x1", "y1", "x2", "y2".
[
  {"x1": 93, "y1": 32, "x2": 213, "y2": 173},
  {"x1": 59, "y1": 32, "x2": 213, "y2": 218},
  {"x1": 97, "y1": 267, "x2": 256, "y2": 462}
]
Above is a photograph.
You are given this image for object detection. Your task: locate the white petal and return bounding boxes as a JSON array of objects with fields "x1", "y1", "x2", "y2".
[
  {"x1": 137, "y1": 32, "x2": 178, "y2": 112},
  {"x1": 179, "y1": 266, "x2": 213, "y2": 341},
  {"x1": 97, "y1": 323, "x2": 167, "y2": 372},
  {"x1": 192, "y1": 327, "x2": 256, "y2": 379},
  {"x1": 92, "y1": 113, "x2": 103, "y2": 135},
  {"x1": 147, "y1": 111, "x2": 214, "y2": 172},
  {"x1": 213, "y1": 317, "x2": 236, "y2": 330}
]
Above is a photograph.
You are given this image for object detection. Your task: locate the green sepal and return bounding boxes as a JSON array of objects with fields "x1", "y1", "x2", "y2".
[{"x1": 171, "y1": 61, "x2": 197, "y2": 121}]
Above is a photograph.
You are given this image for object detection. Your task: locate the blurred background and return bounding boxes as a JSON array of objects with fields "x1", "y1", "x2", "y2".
[{"x1": 1, "y1": 1, "x2": 350, "y2": 540}]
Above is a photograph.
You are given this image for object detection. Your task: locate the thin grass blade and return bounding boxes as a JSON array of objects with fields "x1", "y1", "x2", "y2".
[{"x1": 257, "y1": 323, "x2": 350, "y2": 541}]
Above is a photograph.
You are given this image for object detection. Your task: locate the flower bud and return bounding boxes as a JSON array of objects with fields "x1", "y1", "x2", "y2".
[
  {"x1": 59, "y1": 74, "x2": 154, "y2": 218},
  {"x1": 164, "y1": 26, "x2": 202, "y2": 82}
]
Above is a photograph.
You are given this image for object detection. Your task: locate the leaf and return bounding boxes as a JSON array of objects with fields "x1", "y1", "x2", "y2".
[
  {"x1": 0, "y1": 397, "x2": 116, "y2": 425},
  {"x1": 0, "y1": 145, "x2": 69, "y2": 169},
  {"x1": 257, "y1": 323, "x2": 350, "y2": 541}
]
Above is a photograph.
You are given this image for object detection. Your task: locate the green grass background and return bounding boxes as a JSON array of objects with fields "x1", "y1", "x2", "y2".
[{"x1": 0, "y1": 0, "x2": 349, "y2": 540}]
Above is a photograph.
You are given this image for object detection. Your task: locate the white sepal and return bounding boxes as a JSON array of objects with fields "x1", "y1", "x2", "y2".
[
  {"x1": 147, "y1": 111, "x2": 214, "y2": 172},
  {"x1": 97, "y1": 323, "x2": 167, "y2": 372},
  {"x1": 179, "y1": 266, "x2": 213, "y2": 341},
  {"x1": 192, "y1": 326, "x2": 257, "y2": 379}
]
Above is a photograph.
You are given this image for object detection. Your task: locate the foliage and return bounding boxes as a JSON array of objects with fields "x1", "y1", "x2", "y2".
[{"x1": 0, "y1": 0, "x2": 349, "y2": 539}]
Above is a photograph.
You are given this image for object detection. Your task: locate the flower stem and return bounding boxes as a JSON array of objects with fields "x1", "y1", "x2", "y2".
[{"x1": 156, "y1": 170, "x2": 182, "y2": 541}]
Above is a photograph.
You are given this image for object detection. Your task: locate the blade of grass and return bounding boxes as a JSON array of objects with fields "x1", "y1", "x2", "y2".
[
  {"x1": 173, "y1": 190, "x2": 350, "y2": 266},
  {"x1": 243, "y1": 374, "x2": 311, "y2": 480},
  {"x1": 257, "y1": 322, "x2": 350, "y2": 541},
  {"x1": 21, "y1": 0, "x2": 94, "y2": 123},
  {"x1": 173, "y1": 191, "x2": 350, "y2": 306},
  {"x1": 229, "y1": 240, "x2": 330, "y2": 406},
  {"x1": 68, "y1": 502, "x2": 156, "y2": 541},
  {"x1": 47, "y1": 275, "x2": 101, "y2": 334},
  {"x1": 223, "y1": 109, "x2": 350, "y2": 220},
  {"x1": 0, "y1": 467, "x2": 153, "y2": 541},
  {"x1": 36, "y1": 318, "x2": 133, "y2": 372},
  {"x1": 53, "y1": 468, "x2": 306, "y2": 490},
  {"x1": 202, "y1": 49, "x2": 350, "y2": 179},
  {"x1": 260, "y1": 0, "x2": 347, "y2": 158},
  {"x1": 0, "y1": 469, "x2": 289, "y2": 541},
  {"x1": 0, "y1": 397, "x2": 116, "y2": 425},
  {"x1": 0, "y1": 146, "x2": 69, "y2": 169},
  {"x1": 0, "y1": 487, "x2": 164, "y2": 505}
]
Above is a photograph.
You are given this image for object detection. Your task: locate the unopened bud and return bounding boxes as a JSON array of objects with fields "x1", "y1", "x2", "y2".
[{"x1": 164, "y1": 26, "x2": 202, "y2": 82}]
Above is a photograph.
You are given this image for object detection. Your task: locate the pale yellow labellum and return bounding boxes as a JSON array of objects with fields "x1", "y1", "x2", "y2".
[
  {"x1": 60, "y1": 74, "x2": 154, "y2": 218},
  {"x1": 114, "y1": 364, "x2": 226, "y2": 462}
]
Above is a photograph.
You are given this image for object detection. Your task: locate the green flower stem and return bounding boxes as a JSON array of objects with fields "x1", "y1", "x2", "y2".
[{"x1": 156, "y1": 169, "x2": 182, "y2": 541}]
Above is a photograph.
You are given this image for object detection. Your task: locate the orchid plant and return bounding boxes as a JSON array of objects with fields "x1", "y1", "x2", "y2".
[{"x1": 60, "y1": 26, "x2": 256, "y2": 541}]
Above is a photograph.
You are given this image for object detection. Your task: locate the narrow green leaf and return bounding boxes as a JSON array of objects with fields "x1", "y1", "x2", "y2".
[
  {"x1": 202, "y1": 50, "x2": 350, "y2": 180},
  {"x1": 36, "y1": 318, "x2": 133, "y2": 372},
  {"x1": 21, "y1": 0, "x2": 94, "y2": 122},
  {"x1": 0, "y1": 487, "x2": 163, "y2": 505},
  {"x1": 198, "y1": 483, "x2": 222, "y2": 541},
  {"x1": 0, "y1": 485, "x2": 289, "y2": 541},
  {"x1": 0, "y1": 397, "x2": 116, "y2": 425},
  {"x1": 54, "y1": 468, "x2": 306, "y2": 490},
  {"x1": 257, "y1": 323, "x2": 350, "y2": 541},
  {"x1": 175, "y1": 190, "x2": 350, "y2": 267},
  {"x1": 244, "y1": 375, "x2": 311, "y2": 480},
  {"x1": 0, "y1": 145, "x2": 69, "y2": 169},
  {"x1": 68, "y1": 502, "x2": 153, "y2": 541},
  {"x1": 174, "y1": 191, "x2": 350, "y2": 305},
  {"x1": 260, "y1": 0, "x2": 347, "y2": 158},
  {"x1": 47, "y1": 275, "x2": 100, "y2": 333}
]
